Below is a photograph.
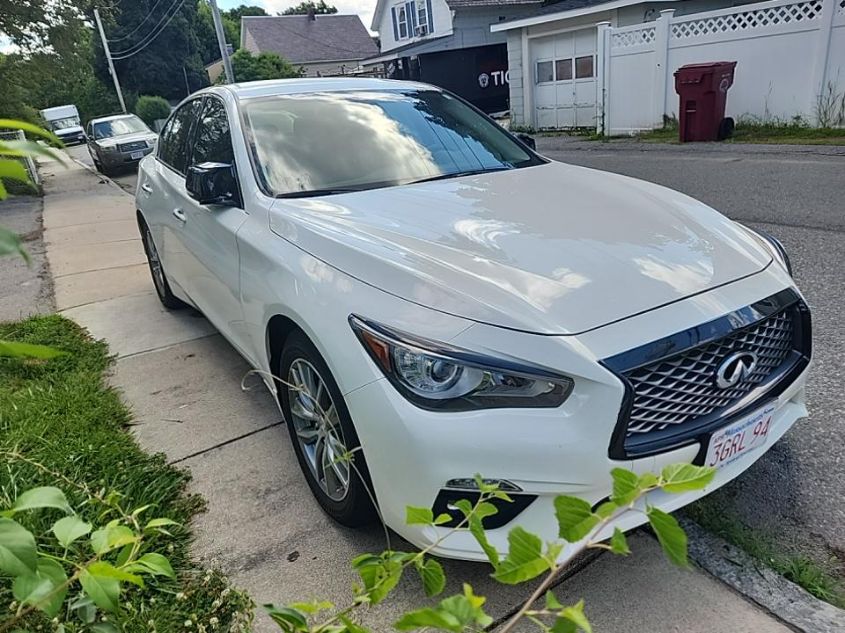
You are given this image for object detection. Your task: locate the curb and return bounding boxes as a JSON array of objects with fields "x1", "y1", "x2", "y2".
[
  {"x1": 69, "y1": 156, "x2": 133, "y2": 198},
  {"x1": 681, "y1": 517, "x2": 845, "y2": 633}
]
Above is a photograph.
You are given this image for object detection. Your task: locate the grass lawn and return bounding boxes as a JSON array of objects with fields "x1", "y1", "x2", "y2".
[
  {"x1": 611, "y1": 122, "x2": 845, "y2": 145},
  {"x1": 0, "y1": 315, "x2": 254, "y2": 631}
]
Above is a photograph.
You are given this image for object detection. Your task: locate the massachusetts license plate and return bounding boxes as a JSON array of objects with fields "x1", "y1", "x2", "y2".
[
  {"x1": 130, "y1": 150, "x2": 144, "y2": 160},
  {"x1": 705, "y1": 403, "x2": 776, "y2": 469}
]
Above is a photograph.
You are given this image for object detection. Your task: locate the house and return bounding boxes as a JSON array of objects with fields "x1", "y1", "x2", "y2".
[
  {"x1": 494, "y1": 0, "x2": 845, "y2": 131},
  {"x1": 240, "y1": 13, "x2": 379, "y2": 77},
  {"x1": 366, "y1": 0, "x2": 545, "y2": 113}
]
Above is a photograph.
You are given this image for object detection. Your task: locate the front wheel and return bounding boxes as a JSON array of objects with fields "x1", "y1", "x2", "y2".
[
  {"x1": 279, "y1": 332, "x2": 377, "y2": 527},
  {"x1": 138, "y1": 216, "x2": 186, "y2": 310}
]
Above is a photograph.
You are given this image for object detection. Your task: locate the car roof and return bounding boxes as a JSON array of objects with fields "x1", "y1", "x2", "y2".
[
  {"x1": 89, "y1": 114, "x2": 141, "y2": 124},
  {"x1": 211, "y1": 77, "x2": 435, "y2": 101}
]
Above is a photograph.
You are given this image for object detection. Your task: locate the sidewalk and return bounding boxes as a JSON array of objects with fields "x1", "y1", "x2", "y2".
[{"x1": 39, "y1": 157, "x2": 793, "y2": 633}]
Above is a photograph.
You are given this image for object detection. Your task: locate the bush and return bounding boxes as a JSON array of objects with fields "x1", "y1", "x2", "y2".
[{"x1": 134, "y1": 95, "x2": 171, "y2": 127}]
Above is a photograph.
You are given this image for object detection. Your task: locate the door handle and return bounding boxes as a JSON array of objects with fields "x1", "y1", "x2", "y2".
[
  {"x1": 172, "y1": 208, "x2": 186, "y2": 222},
  {"x1": 140, "y1": 183, "x2": 153, "y2": 194}
]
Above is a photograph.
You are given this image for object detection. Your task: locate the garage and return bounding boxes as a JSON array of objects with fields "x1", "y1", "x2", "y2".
[{"x1": 531, "y1": 28, "x2": 598, "y2": 128}]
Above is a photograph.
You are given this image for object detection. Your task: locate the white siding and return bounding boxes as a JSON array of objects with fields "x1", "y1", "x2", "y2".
[
  {"x1": 377, "y1": 0, "x2": 454, "y2": 53},
  {"x1": 507, "y1": 30, "x2": 525, "y2": 124}
]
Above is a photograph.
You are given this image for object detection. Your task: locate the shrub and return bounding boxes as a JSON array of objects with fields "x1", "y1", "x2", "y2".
[{"x1": 134, "y1": 95, "x2": 171, "y2": 127}]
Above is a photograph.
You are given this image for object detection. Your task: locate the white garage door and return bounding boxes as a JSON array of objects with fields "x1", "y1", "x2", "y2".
[{"x1": 532, "y1": 29, "x2": 597, "y2": 129}]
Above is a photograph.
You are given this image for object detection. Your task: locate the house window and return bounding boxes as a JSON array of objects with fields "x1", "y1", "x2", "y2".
[
  {"x1": 536, "y1": 61, "x2": 553, "y2": 84},
  {"x1": 575, "y1": 55, "x2": 594, "y2": 79},
  {"x1": 417, "y1": 2, "x2": 429, "y2": 34},
  {"x1": 555, "y1": 58, "x2": 573, "y2": 81},
  {"x1": 397, "y1": 5, "x2": 409, "y2": 39}
]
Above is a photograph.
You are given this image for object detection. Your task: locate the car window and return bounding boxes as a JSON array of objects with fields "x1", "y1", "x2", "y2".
[
  {"x1": 158, "y1": 99, "x2": 202, "y2": 174},
  {"x1": 92, "y1": 115, "x2": 149, "y2": 140},
  {"x1": 242, "y1": 89, "x2": 542, "y2": 197},
  {"x1": 190, "y1": 98, "x2": 234, "y2": 167}
]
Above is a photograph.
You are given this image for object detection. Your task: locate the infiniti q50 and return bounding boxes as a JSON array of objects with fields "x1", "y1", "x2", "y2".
[{"x1": 134, "y1": 79, "x2": 811, "y2": 561}]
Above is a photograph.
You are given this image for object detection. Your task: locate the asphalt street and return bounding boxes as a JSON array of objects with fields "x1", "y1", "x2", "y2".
[{"x1": 538, "y1": 137, "x2": 845, "y2": 574}]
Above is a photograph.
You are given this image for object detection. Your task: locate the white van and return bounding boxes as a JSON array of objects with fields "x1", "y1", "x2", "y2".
[{"x1": 40, "y1": 105, "x2": 86, "y2": 145}]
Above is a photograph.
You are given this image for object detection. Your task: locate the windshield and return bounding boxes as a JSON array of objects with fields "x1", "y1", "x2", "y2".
[
  {"x1": 93, "y1": 116, "x2": 149, "y2": 140},
  {"x1": 50, "y1": 117, "x2": 80, "y2": 131},
  {"x1": 243, "y1": 89, "x2": 542, "y2": 197}
]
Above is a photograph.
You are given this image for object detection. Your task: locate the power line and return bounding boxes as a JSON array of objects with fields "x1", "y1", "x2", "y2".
[
  {"x1": 107, "y1": 0, "x2": 168, "y2": 43},
  {"x1": 109, "y1": 0, "x2": 187, "y2": 60}
]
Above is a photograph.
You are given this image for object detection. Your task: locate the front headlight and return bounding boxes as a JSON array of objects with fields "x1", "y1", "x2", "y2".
[
  {"x1": 349, "y1": 315, "x2": 573, "y2": 411},
  {"x1": 743, "y1": 225, "x2": 793, "y2": 276}
]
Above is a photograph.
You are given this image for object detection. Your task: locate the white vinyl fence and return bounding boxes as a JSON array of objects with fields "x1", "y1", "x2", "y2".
[
  {"x1": 597, "y1": 0, "x2": 845, "y2": 134},
  {"x1": 0, "y1": 129, "x2": 40, "y2": 186}
]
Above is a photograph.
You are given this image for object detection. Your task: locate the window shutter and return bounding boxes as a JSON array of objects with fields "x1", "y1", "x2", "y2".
[
  {"x1": 426, "y1": 0, "x2": 434, "y2": 31},
  {"x1": 408, "y1": 1, "x2": 417, "y2": 30},
  {"x1": 391, "y1": 6, "x2": 399, "y2": 40}
]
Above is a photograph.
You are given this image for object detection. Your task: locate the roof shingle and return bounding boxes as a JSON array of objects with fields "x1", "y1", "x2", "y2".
[{"x1": 241, "y1": 15, "x2": 379, "y2": 64}]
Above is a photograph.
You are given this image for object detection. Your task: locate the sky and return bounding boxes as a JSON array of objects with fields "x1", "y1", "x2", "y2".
[{"x1": 219, "y1": 0, "x2": 380, "y2": 30}]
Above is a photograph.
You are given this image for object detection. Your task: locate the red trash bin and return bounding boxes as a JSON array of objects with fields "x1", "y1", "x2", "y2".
[{"x1": 674, "y1": 61, "x2": 736, "y2": 142}]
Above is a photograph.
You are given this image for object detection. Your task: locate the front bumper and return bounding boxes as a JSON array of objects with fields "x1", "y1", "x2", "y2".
[
  {"x1": 341, "y1": 266, "x2": 810, "y2": 562},
  {"x1": 100, "y1": 146, "x2": 154, "y2": 168}
]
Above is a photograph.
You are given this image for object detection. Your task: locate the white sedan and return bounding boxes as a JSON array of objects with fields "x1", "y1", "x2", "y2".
[{"x1": 135, "y1": 78, "x2": 811, "y2": 561}]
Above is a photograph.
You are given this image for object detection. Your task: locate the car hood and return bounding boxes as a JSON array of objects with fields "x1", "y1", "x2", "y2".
[{"x1": 268, "y1": 161, "x2": 772, "y2": 335}]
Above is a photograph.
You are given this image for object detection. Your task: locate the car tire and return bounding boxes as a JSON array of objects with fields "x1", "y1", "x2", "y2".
[
  {"x1": 138, "y1": 215, "x2": 187, "y2": 310},
  {"x1": 279, "y1": 331, "x2": 378, "y2": 527}
]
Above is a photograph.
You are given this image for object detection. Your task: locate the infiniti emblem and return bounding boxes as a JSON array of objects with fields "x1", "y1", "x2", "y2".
[{"x1": 716, "y1": 351, "x2": 758, "y2": 389}]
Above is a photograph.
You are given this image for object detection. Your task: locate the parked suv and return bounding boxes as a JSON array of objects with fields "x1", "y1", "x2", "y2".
[
  {"x1": 134, "y1": 79, "x2": 811, "y2": 562},
  {"x1": 87, "y1": 114, "x2": 157, "y2": 176}
]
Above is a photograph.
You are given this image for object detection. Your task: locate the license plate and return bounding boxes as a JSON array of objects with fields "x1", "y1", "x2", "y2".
[
  {"x1": 705, "y1": 403, "x2": 775, "y2": 469},
  {"x1": 130, "y1": 150, "x2": 144, "y2": 160}
]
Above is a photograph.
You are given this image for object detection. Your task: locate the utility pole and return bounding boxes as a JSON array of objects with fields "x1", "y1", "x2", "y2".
[
  {"x1": 93, "y1": 8, "x2": 127, "y2": 113},
  {"x1": 209, "y1": 0, "x2": 234, "y2": 84}
]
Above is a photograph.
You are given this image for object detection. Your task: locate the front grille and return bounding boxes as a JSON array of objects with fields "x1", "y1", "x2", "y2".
[
  {"x1": 624, "y1": 310, "x2": 793, "y2": 437},
  {"x1": 604, "y1": 289, "x2": 811, "y2": 459},
  {"x1": 118, "y1": 140, "x2": 147, "y2": 152}
]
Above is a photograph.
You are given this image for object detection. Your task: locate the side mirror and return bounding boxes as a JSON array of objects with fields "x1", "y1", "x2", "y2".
[
  {"x1": 516, "y1": 133, "x2": 536, "y2": 150},
  {"x1": 186, "y1": 162, "x2": 240, "y2": 206}
]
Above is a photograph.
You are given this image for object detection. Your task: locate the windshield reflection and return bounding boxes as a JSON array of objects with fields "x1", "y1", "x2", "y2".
[{"x1": 244, "y1": 90, "x2": 541, "y2": 197}]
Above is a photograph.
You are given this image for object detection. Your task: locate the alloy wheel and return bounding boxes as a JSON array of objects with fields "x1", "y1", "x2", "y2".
[
  {"x1": 144, "y1": 226, "x2": 167, "y2": 298},
  {"x1": 287, "y1": 359, "x2": 351, "y2": 501}
]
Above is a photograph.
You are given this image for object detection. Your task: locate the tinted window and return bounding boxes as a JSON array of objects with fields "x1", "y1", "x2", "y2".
[
  {"x1": 243, "y1": 90, "x2": 542, "y2": 197},
  {"x1": 158, "y1": 99, "x2": 202, "y2": 174},
  {"x1": 190, "y1": 98, "x2": 234, "y2": 166}
]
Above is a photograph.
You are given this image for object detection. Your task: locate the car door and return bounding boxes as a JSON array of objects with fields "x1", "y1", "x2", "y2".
[
  {"x1": 177, "y1": 95, "x2": 250, "y2": 354},
  {"x1": 146, "y1": 98, "x2": 204, "y2": 297}
]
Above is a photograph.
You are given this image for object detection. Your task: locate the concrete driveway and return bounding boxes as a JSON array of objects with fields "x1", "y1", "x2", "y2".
[{"x1": 40, "y1": 149, "x2": 813, "y2": 632}]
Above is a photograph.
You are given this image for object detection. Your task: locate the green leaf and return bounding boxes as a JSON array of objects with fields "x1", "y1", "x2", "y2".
[
  {"x1": 86, "y1": 561, "x2": 144, "y2": 588},
  {"x1": 352, "y1": 551, "x2": 407, "y2": 605},
  {"x1": 12, "y1": 487, "x2": 72, "y2": 515},
  {"x1": 90, "y1": 524, "x2": 137, "y2": 555},
  {"x1": 647, "y1": 507, "x2": 688, "y2": 567},
  {"x1": 124, "y1": 553, "x2": 174, "y2": 578},
  {"x1": 468, "y1": 502, "x2": 500, "y2": 568},
  {"x1": 264, "y1": 604, "x2": 308, "y2": 632},
  {"x1": 415, "y1": 557, "x2": 446, "y2": 597},
  {"x1": 90, "y1": 624, "x2": 119, "y2": 633},
  {"x1": 0, "y1": 340, "x2": 65, "y2": 359},
  {"x1": 609, "y1": 528, "x2": 630, "y2": 555},
  {"x1": 143, "y1": 517, "x2": 179, "y2": 531},
  {"x1": 593, "y1": 500, "x2": 617, "y2": 520},
  {"x1": 0, "y1": 518, "x2": 37, "y2": 576},
  {"x1": 554, "y1": 496, "x2": 599, "y2": 543},
  {"x1": 395, "y1": 584, "x2": 492, "y2": 632},
  {"x1": 434, "y1": 513, "x2": 453, "y2": 525},
  {"x1": 610, "y1": 468, "x2": 640, "y2": 505},
  {"x1": 12, "y1": 558, "x2": 67, "y2": 617},
  {"x1": 492, "y1": 526, "x2": 550, "y2": 584},
  {"x1": 0, "y1": 119, "x2": 63, "y2": 144},
  {"x1": 0, "y1": 160, "x2": 29, "y2": 184},
  {"x1": 551, "y1": 599, "x2": 592, "y2": 633},
  {"x1": 52, "y1": 516, "x2": 93, "y2": 549},
  {"x1": 637, "y1": 472, "x2": 659, "y2": 489},
  {"x1": 660, "y1": 464, "x2": 716, "y2": 493},
  {"x1": 79, "y1": 567, "x2": 120, "y2": 613},
  {"x1": 338, "y1": 615, "x2": 369, "y2": 633},
  {"x1": 405, "y1": 506, "x2": 434, "y2": 526},
  {"x1": 395, "y1": 607, "x2": 462, "y2": 632},
  {"x1": 545, "y1": 590, "x2": 563, "y2": 610},
  {"x1": 0, "y1": 225, "x2": 29, "y2": 262},
  {"x1": 287, "y1": 599, "x2": 334, "y2": 614},
  {"x1": 0, "y1": 139, "x2": 66, "y2": 163}
]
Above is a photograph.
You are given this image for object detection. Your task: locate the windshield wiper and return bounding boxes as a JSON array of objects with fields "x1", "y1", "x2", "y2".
[
  {"x1": 405, "y1": 166, "x2": 514, "y2": 186},
  {"x1": 276, "y1": 187, "x2": 365, "y2": 199}
]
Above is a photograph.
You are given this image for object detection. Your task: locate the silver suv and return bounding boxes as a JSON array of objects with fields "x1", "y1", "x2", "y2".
[{"x1": 86, "y1": 114, "x2": 157, "y2": 176}]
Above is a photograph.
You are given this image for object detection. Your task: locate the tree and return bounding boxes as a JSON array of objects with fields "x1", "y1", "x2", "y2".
[
  {"x1": 223, "y1": 4, "x2": 268, "y2": 20},
  {"x1": 94, "y1": 0, "x2": 209, "y2": 101},
  {"x1": 0, "y1": 0, "x2": 90, "y2": 51},
  {"x1": 134, "y1": 95, "x2": 171, "y2": 126},
  {"x1": 229, "y1": 49, "x2": 303, "y2": 82},
  {"x1": 281, "y1": 1, "x2": 338, "y2": 15}
]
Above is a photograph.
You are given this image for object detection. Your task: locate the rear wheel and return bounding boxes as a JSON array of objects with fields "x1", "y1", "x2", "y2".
[
  {"x1": 279, "y1": 331, "x2": 377, "y2": 526},
  {"x1": 138, "y1": 216, "x2": 186, "y2": 310}
]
